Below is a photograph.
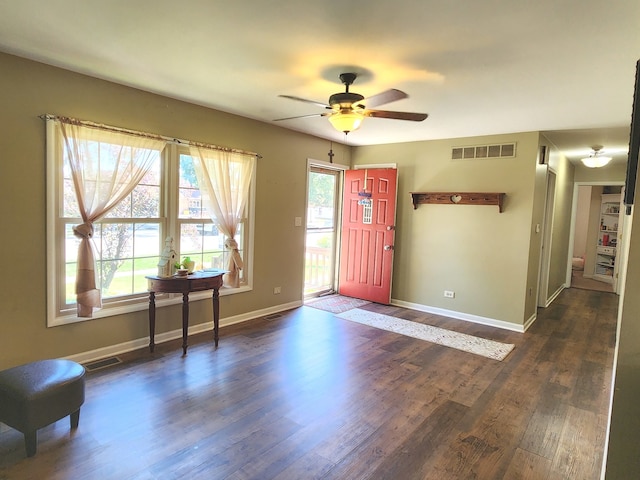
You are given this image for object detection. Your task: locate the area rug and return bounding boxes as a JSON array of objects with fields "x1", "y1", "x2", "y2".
[
  {"x1": 305, "y1": 294, "x2": 371, "y2": 314},
  {"x1": 337, "y1": 308, "x2": 515, "y2": 361}
]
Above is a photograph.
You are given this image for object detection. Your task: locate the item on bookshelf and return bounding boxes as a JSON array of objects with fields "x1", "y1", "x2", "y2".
[{"x1": 593, "y1": 193, "x2": 621, "y2": 284}]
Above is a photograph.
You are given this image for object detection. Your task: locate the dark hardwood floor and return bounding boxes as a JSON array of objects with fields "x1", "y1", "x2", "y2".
[{"x1": 0, "y1": 287, "x2": 617, "y2": 479}]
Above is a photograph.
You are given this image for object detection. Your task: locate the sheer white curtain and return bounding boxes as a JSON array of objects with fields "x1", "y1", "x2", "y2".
[
  {"x1": 189, "y1": 146, "x2": 256, "y2": 287},
  {"x1": 57, "y1": 119, "x2": 166, "y2": 317}
]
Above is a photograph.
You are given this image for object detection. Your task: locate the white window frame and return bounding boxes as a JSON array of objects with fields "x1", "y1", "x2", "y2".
[{"x1": 46, "y1": 121, "x2": 255, "y2": 327}]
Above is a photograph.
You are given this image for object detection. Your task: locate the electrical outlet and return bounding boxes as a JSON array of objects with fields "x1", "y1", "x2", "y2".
[
  {"x1": 444, "y1": 290, "x2": 455, "y2": 298},
  {"x1": 273, "y1": 286, "x2": 281, "y2": 294}
]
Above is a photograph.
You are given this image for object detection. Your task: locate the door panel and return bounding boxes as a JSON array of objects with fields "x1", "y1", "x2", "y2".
[
  {"x1": 304, "y1": 166, "x2": 341, "y2": 296},
  {"x1": 338, "y1": 168, "x2": 397, "y2": 304}
]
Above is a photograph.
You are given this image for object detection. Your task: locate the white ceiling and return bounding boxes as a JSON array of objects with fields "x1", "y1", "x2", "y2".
[{"x1": 0, "y1": 0, "x2": 638, "y2": 166}]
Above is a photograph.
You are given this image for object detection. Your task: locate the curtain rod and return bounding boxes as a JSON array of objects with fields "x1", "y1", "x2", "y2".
[{"x1": 40, "y1": 114, "x2": 262, "y2": 159}]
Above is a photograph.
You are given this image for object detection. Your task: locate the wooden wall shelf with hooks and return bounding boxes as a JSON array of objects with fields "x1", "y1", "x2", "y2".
[{"x1": 410, "y1": 192, "x2": 505, "y2": 212}]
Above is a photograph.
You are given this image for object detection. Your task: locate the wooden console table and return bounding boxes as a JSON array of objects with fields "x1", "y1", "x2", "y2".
[{"x1": 146, "y1": 271, "x2": 225, "y2": 355}]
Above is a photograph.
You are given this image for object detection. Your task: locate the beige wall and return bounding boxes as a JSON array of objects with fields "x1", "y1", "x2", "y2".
[
  {"x1": 352, "y1": 133, "x2": 541, "y2": 326},
  {"x1": 589, "y1": 157, "x2": 640, "y2": 476},
  {"x1": 573, "y1": 186, "x2": 591, "y2": 259},
  {"x1": 0, "y1": 52, "x2": 352, "y2": 368},
  {"x1": 574, "y1": 163, "x2": 628, "y2": 183},
  {"x1": 606, "y1": 204, "x2": 640, "y2": 477},
  {"x1": 525, "y1": 146, "x2": 549, "y2": 319}
]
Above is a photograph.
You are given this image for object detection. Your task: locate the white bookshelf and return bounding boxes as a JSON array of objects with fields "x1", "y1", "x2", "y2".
[{"x1": 593, "y1": 193, "x2": 621, "y2": 284}]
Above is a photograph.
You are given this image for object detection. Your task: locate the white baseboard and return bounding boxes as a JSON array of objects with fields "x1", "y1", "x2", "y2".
[
  {"x1": 523, "y1": 312, "x2": 537, "y2": 332},
  {"x1": 390, "y1": 299, "x2": 527, "y2": 333},
  {"x1": 65, "y1": 300, "x2": 303, "y2": 365},
  {"x1": 68, "y1": 296, "x2": 537, "y2": 365},
  {"x1": 543, "y1": 284, "x2": 565, "y2": 307}
]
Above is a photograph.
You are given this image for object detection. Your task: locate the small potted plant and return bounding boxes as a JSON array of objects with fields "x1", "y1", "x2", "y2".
[
  {"x1": 174, "y1": 261, "x2": 189, "y2": 276},
  {"x1": 174, "y1": 257, "x2": 195, "y2": 276},
  {"x1": 182, "y1": 256, "x2": 195, "y2": 273}
]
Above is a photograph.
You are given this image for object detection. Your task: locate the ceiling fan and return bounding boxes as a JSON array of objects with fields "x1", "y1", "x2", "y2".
[{"x1": 274, "y1": 73, "x2": 428, "y2": 134}]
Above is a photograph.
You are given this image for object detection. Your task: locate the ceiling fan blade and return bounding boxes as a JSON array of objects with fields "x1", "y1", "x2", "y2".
[
  {"x1": 364, "y1": 109, "x2": 428, "y2": 121},
  {"x1": 362, "y1": 89, "x2": 408, "y2": 108},
  {"x1": 273, "y1": 112, "x2": 331, "y2": 121},
  {"x1": 278, "y1": 95, "x2": 331, "y2": 109}
]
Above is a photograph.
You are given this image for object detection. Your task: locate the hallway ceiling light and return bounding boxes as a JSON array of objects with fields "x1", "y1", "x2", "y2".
[{"x1": 581, "y1": 145, "x2": 612, "y2": 168}]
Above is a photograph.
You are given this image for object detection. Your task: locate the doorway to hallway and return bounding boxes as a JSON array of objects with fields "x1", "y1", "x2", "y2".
[{"x1": 570, "y1": 183, "x2": 624, "y2": 294}]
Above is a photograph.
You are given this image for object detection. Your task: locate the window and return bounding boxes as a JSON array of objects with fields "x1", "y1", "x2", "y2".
[
  {"x1": 46, "y1": 119, "x2": 255, "y2": 326},
  {"x1": 62, "y1": 161, "x2": 163, "y2": 303},
  {"x1": 177, "y1": 150, "x2": 245, "y2": 280}
]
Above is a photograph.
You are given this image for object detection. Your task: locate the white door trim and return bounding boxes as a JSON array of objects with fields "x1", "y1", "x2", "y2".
[
  {"x1": 538, "y1": 168, "x2": 557, "y2": 307},
  {"x1": 566, "y1": 180, "x2": 626, "y2": 291}
]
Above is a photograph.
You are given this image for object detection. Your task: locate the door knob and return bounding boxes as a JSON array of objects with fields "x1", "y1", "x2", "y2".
[{"x1": 386, "y1": 225, "x2": 395, "y2": 231}]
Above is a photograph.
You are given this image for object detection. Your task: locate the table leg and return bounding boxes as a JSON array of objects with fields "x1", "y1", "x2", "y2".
[
  {"x1": 182, "y1": 292, "x2": 189, "y2": 355},
  {"x1": 212, "y1": 288, "x2": 220, "y2": 347},
  {"x1": 148, "y1": 292, "x2": 156, "y2": 353}
]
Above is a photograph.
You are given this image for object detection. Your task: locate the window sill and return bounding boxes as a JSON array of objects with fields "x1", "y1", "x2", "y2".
[{"x1": 47, "y1": 284, "x2": 252, "y2": 327}]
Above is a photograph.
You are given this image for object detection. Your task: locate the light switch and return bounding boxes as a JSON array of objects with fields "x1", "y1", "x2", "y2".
[{"x1": 294, "y1": 216, "x2": 302, "y2": 227}]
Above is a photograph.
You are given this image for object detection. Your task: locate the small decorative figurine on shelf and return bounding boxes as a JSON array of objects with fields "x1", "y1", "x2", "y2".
[{"x1": 157, "y1": 237, "x2": 177, "y2": 277}]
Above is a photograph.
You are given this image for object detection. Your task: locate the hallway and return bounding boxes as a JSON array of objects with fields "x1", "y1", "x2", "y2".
[{"x1": 571, "y1": 269, "x2": 614, "y2": 293}]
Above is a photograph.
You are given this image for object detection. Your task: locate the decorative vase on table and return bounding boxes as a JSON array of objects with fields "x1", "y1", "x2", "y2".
[{"x1": 184, "y1": 260, "x2": 195, "y2": 273}]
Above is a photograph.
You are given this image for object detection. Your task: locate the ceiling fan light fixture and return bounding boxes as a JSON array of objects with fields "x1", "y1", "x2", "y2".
[
  {"x1": 581, "y1": 145, "x2": 612, "y2": 168},
  {"x1": 328, "y1": 111, "x2": 363, "y2": 134},
  {"x1": 275, "y1": 72, "x2": 428, "y2": 132}
]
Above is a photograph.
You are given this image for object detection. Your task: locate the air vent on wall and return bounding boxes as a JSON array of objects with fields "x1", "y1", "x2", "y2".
[{"x1": 451, "y1": 143, "x2": 516, "y2": 160}]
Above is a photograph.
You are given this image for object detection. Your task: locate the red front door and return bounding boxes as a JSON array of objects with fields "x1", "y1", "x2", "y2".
[{"x1": 338, "y1": 168, "x2": 397, "y2": 304}]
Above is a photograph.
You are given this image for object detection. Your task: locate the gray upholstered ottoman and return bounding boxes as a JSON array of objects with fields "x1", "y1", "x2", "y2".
[{"x1": 0, "y1": 359, "x2": 85, "y2": 457}]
